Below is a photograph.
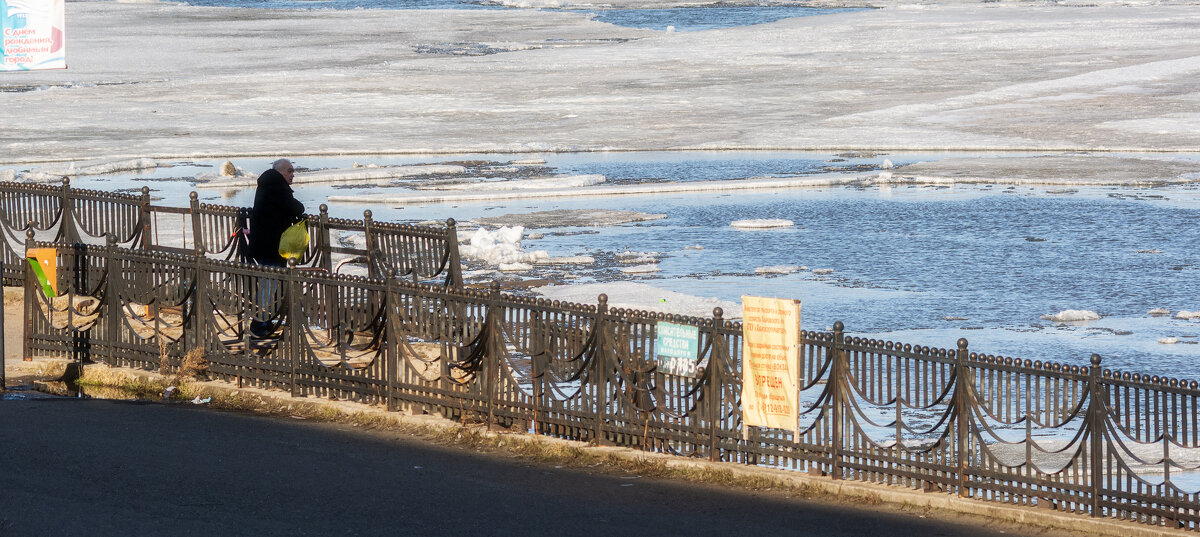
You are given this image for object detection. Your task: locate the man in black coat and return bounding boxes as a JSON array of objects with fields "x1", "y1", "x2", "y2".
[
  {"x1": 248, "y1": 159, "x2": 305, "y2": 266},
  {"x1": 247, "y1": 159, "x2": 305, "y2": 338}
]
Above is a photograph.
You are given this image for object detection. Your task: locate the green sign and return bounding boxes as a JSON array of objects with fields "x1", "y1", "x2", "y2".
[{"x1": 655, "y1": 321, "x2": 700, "y2": 377}]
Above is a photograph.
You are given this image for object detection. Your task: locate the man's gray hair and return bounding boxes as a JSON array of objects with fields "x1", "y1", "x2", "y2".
[{"x1": 272, "y1": 158, "x2": 292, "y2": 171}]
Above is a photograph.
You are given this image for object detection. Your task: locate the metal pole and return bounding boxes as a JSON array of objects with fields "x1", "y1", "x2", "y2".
[
  {"x1": 189, "y1": 192, "x2": 203, "y2": 255},
  {"x1": 707, "y1": 307, "x2": 725, "y2": 462},
  {"x1": 1088, "y1": 353, "x2": 1104, "y2": 517},
  {"x1": 830, "y1": 321, "x2": 844, "y2": 479},
  {"x1": 591, "y1": 294, "x2": 610, "y2": 445},
  {"x1": 287, "y1": 258, "x2": 300, "y2": 398},
  {"x1": 955, "y1": 338, "x2": 970, "y2": 497},
  {"x1": 445, "y1": 218, "x2": 463, "y2": 288}
]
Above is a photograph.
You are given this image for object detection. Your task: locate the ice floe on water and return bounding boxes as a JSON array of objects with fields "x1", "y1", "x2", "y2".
[
  {"x1": 459, "y1": 226, "x2": 548, "y2": 266},
  {"x1": 534, "y1": 255, "x2": 594, "y2": 265},
  {"x1": 474, "y1": 209, "x2": 666, "y2": 229},
  {"x1": 328, "y1": 173, "x2": 865, "y2": 204},
  {"x1": 812, "y1": 268, "x2": 834, "y2": 275},
  {"x1": 1160, "y1": 337, "x2": 1180, "y2": 345},
  {"x1": 730, "y1": 219, "x2": 794, "y2": 229},
  {"x1": 616, "y1": 251, "x2": 660, "y2": 264},
  {"x1": 22, "y1": 158, "x2": 159, "y2": 182},
  {"x1": 755, "y1": 265, "x2": 807, "y2": 275},
  {"x1": 499, "y1": 262, "x2": 533, "y2": 272},
  {"x1": 1041, "y1": 309, "x2": 1101, "y2": 323},
  {"x1": 535, "y1": 281, "x2": 741, "y2": 319},
  {"x1": 1149, "y1": 308, "x2": 1171, "y2": 316},
  {"x1": 198, "y1": 164, "x2": 467, "y2": 188},
  {"x1": 620, "y1": 264, "x2": 661, "y2": 274},
  {"x1": 1176, "y1": 311, "x2": 1200, "y2": 320},
  {"x1": 421, "y1": 174, "x2": 603, "y2": 191}
]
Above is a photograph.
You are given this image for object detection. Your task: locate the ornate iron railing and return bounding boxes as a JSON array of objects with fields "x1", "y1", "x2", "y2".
[
  {"x1": 0, "y1": 179, "x2": 462, "y2": 287},
  {"x1": 20, "y1": 236, "x2": 1200, "y2": 531}
]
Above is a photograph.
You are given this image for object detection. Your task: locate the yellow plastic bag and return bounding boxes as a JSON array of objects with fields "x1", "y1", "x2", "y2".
[{"x1": 278, "y1": 220, "x2": 309, "y2": 262}]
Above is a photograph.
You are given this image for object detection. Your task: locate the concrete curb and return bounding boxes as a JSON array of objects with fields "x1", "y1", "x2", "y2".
[{"x1": 62, "y1": 362, "x2": 1193, "y2": 537}]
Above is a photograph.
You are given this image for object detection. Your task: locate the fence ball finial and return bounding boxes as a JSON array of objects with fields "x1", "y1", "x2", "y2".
[
  {"x1": 957, "y1": 338, "x2": 968, "y2": 349},
  {"x1": 713, "y1": 307, "x2": 723, "y2": 319},
  {"x1": 189, "y1": 191, "x2": 198, "y2": 201},
  {"x1": 598, "y1": 293, "x2": 608, "y2": 306},
  {"x1": 446, "y1": 218, "x2": 456, "y2": 228},
  {"x1": 363, "y1": 210, "x2": 373, "y2": 220},
  {"x1": 1091, "y1": 353, "x2": 1102, "y2": 367},
  {"x1": 287, "y1": 258, "x2": 297, "y2": 269},
  {"x1": 319, "y1": 203, "x2": 328, "y2": 214},
  {"x1": 833, "y1": 321, "x2": 844, "y2": 332},
  {"x1": 25, "y1": 228, "x2": 34, "y2": 240},
  {"x1": 107, "y1": 235, "x2": 117, "y2": 246}
]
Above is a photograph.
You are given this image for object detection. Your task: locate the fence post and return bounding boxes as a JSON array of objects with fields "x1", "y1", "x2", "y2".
[
  {"x1": 287, "y1": 258, "x2": 301, "y2": 398},
  {"x1": 59, "y1": 177, "x2": 75, "y2": 243},
  {"x1": 1088, "y1": 353, "x2": 1104, "y2": 517},
  {"x1": 592, "y1": 293, "x2": 609, "y2": 445},
  {"x1": 485, "y1": 281, "x2": 501, "y2": 428},
  {"x1": 192, "y1": 239, "x2": 207, "y2": 358},
  {"x1": 139, "y1": 186, "x2": 151, "y2": 250},
  {"x1": 318, "y1": 204, "x2": 332, "y2": 273},
  {"x1": 707, "y1": 307, "x2": 725, "y2": 462},
  {"x1": 830, "y1": 321, "x2": 845, "y2": 479},
  {"x1": 104, "y1": 235, "x2": 118, "y2": 367},
  {"x1": 955, "y1": 338, "x2": 970, "y2": 497},
  {"x1": 189, "y1": 192, "x2": 203, "y2": 255},
  {"x1": 384, "y1": 271, "x2": 397, "y2": 412},
  {"x1": 22, "y1": 229, "x2": 34, "y2": 364},
  {"x1": 363, "y1": 210, "x2": 377, "y2": 279},
  {"x1": 445, "y1": 218, "x2": 463, "y2": 288}
]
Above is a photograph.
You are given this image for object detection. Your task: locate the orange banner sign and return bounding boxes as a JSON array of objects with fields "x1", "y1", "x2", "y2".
[{"x1": 741, "y1": 295, "x2": 801, "y2": 440}]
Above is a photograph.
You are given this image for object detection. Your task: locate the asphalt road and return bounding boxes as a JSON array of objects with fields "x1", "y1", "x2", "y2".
[{"x1": 0, "y1": 392, "x2": 1074, "y2": 537}]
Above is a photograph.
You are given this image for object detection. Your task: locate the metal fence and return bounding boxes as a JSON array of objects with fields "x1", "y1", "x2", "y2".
[
  {"x1": 20, "y1": 235, "x2": 1200, "y2": 531},
  {"x1": 0, "y1": 179, "x2": 462, "y2": 287}
]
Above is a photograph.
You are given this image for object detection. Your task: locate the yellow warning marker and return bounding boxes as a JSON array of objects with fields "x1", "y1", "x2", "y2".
[{"x1": 26, "y1": 248, "x2": 58, "y2": 298}]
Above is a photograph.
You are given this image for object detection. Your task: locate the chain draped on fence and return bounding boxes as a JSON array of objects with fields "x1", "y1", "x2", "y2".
[
  {"x1": 20, "y1": 232, "x2": 1200, "y2": 532},
  {"x1": 0, "y1": 178, "x2": 463, "y2": 287}
]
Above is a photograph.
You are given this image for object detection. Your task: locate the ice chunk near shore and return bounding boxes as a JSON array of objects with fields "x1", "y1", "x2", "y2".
[
  {"x1": 1175, "y1": 310, "x2": 1200, "y2": 320},
  {"x1": 1159, "y1": 337, "x2": 1180, "y2": 345},
  {"x1": 534, "y1": 282, "x2": 742, "y2": 319},
  {"x1": 198, "y1": 164, "x2": 467, "y2": 187},
  {"x1": 1041, "y1": 310, "x2": 1101, "y2": 322},
  {"x1": 0, "y1": 169, "x2": 14, "y2": 182},
  {"x1": 620, "y1": 264, "x2": 660, "y2": 274},
  {"x1": 812, "y1": 268, "x2": 834, "y2": 275},
  {"x1": 1149, "y1": 308, "x2": 1171, "y2": 316},
  {"x1": 498, "y1": 262, "x2": 533, "y2": 272},
  {"x1": 534, "y1": 256, "x2": 594, "y2": 265},
  {"x1": 755, "y1": 265, "x2": 806, "y2": 275},
  {"x1": 475, "y1": 208, "x2": 664, "y2": 229},
  {"x1": 459, "y1": 226, "x2": 548, "y2": 266},
  {"x1": 731, "y1": 219, "x2": 794, "y2": 229},
  {"x1": 616, "y1": 250, "x2": 659, "y2": 264},
  {"x1": 425, "y1": 174, "x2": 604, "y2": 191},
  {"x1": 23, "y1": 158, "x2": 158, "y2": 181}
]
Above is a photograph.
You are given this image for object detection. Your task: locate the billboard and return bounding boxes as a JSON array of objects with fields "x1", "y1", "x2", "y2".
[
  {"x1": 740, "y1": 295, "x2": 801, "y2": 441},
  {"x1": 2, "y1": 0, "x2": 65, "y2": 71}
]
